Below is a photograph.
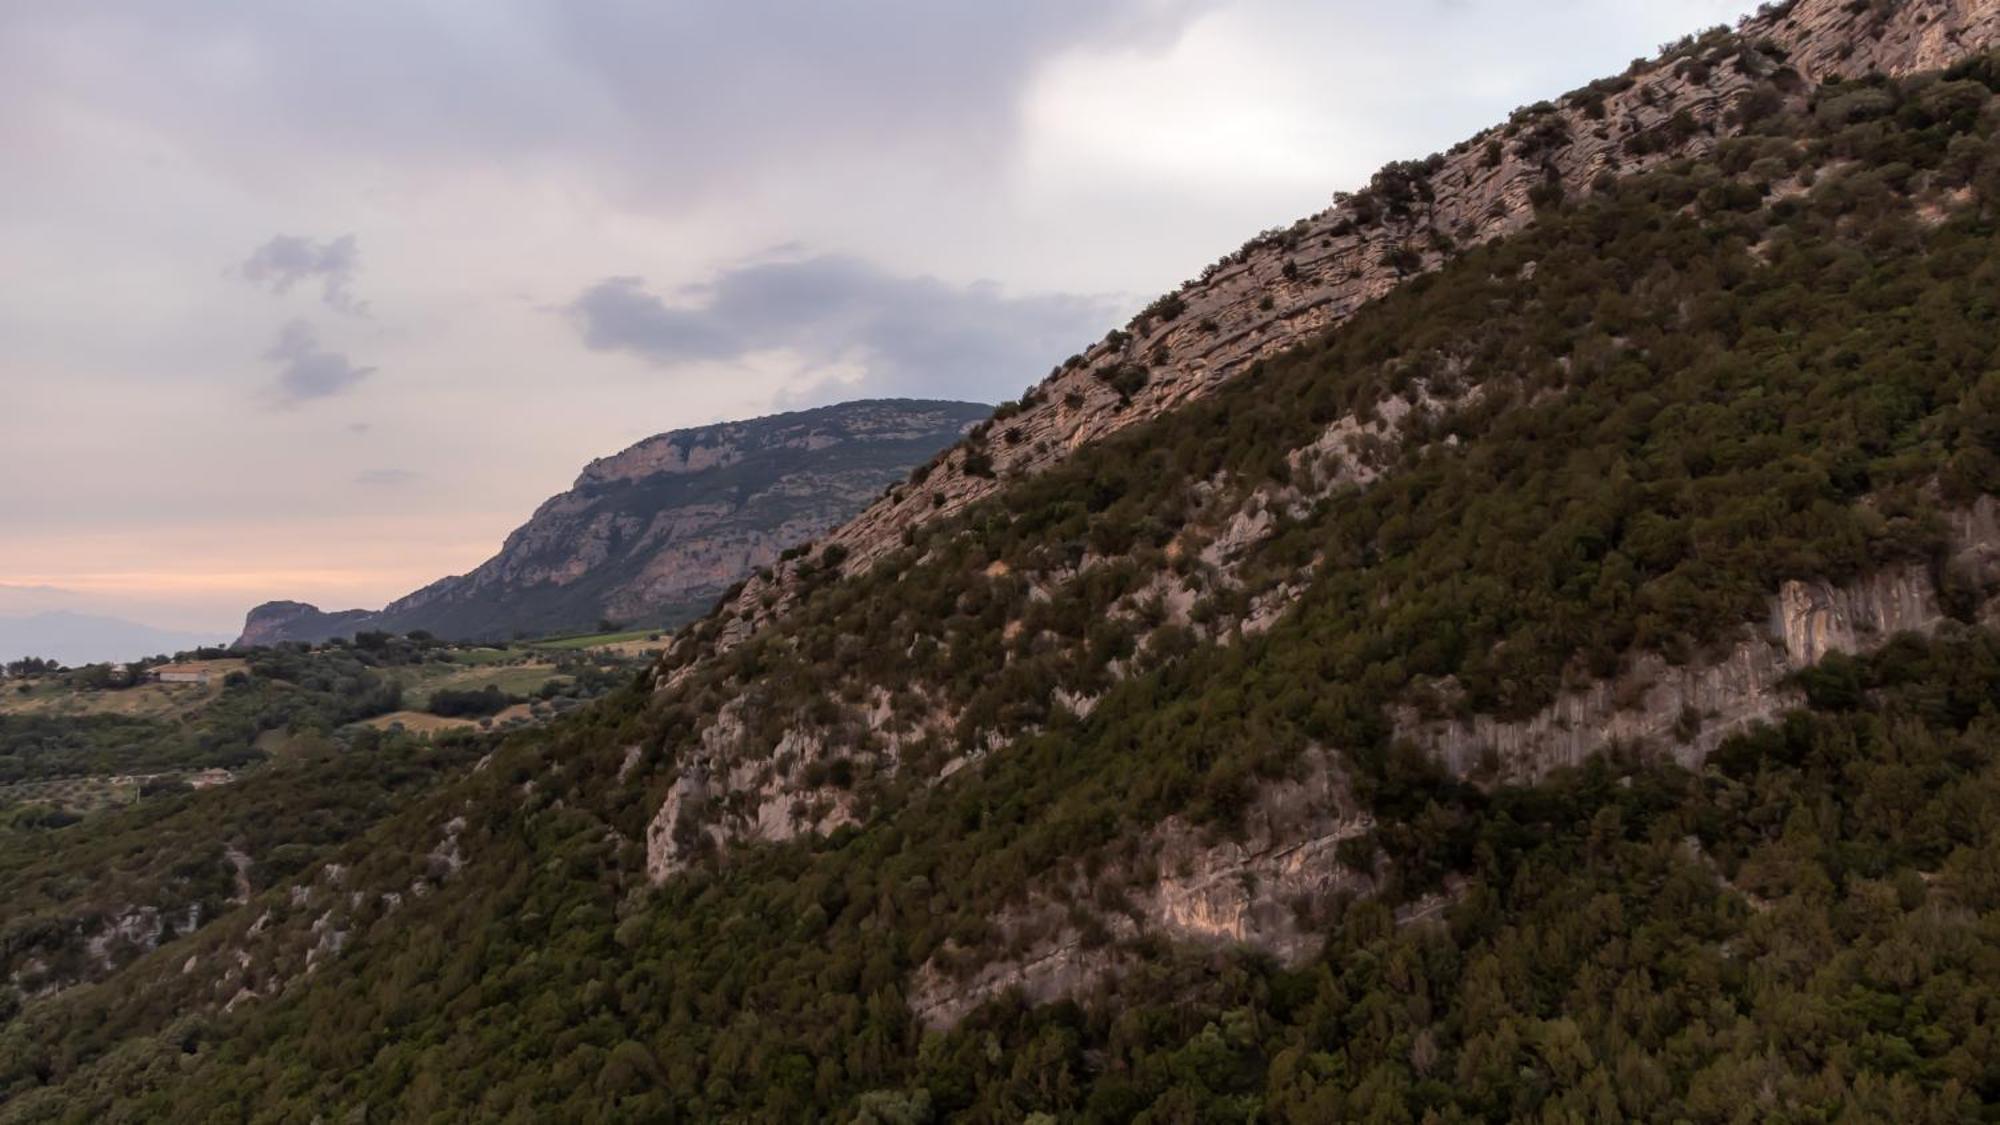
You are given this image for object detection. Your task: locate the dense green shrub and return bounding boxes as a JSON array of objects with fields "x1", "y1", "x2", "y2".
[{"x1": 426, "y1": 685, "x2": 512, "y2": 719}]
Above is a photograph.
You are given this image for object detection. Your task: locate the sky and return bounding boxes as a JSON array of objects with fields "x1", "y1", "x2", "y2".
[{"x1": 0, "y1": 0, "x2": 1759, "y2": 638}]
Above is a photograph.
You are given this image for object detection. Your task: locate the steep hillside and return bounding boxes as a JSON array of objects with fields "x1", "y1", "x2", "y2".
[
  {"x1": 7, "y1": 5, "x2": 2000, "y2": 1121},
  {"x1": 696, "y1": 0, "x2": 2000, "y2": 657},
  {"x1": 236, "y1": 399, "x2": 987, "y2": 646}
]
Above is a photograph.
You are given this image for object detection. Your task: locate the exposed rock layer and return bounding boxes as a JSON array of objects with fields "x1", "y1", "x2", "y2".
[
  {"x1": 909, "y1": 751, "x2": 1375, "y2": 1026},
  {"x1": 910, "y1": 501, "x2": 2000, "y2": 1027},
  {"x1": 1401, "y1": 499, "x2": 2000, "y2": 780}
]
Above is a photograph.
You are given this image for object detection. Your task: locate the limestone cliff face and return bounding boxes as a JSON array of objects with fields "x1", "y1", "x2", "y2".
[
  {"x1": 234, "y1": 400, "x2": 987, "y2": 645},
  {"x1": 681, "y1": 0, "x2": 2000, "y2": 667},
  {"x1": 1399, "y1": 499, "x2": 2000, "y2": 781},
  {"x1": 908, "y1": 752, "x2": 1399, "y2": 1028}
]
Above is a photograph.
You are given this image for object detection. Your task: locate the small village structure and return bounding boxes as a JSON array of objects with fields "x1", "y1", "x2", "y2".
[{"x1": 149, "y1": 664, "x2": 215, "y2": 685}]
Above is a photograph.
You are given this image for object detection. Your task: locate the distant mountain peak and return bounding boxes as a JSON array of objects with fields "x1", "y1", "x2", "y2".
[
  {"x1": 234, "y1": 601, "x2": 375, "y2": 649},
  {"x1": 574, "y1": 398, "x2": 987, "y2": 490},
  {"x1": 235, "y1": 399, "x2": 989, "y2": 646}
]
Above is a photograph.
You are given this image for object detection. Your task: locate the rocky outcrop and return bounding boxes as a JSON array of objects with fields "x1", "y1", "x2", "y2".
[
  {"x1": 1405, "y1": 641, "x2": 1798, "y2": 779},
  {"x1": 235, "y1": 399, "x2": 987, "y2": 645},
  {"x1": 1775, "y1": 567, "x2": 1944, "y2": 667},
  {"x1": 644, "y1": 695, "x2": 903, "y2": 881},
  {"x1": 908, "y1": 501, "x2": 2000, "y2": 1028},
  {"x1": 640, "y1": 374, "x2": 1487, "y2": 882},
  {"x1": 1400, "y1": 498, "x2": 2000, "y2": 781},
  {"x1": 1776, "y1": 0, "x2": 2000, "y2": 78},
  {"x1": 910, "y1": 751, "x2": 1377, "y2": 1027},
  {"x1": 235, "y1": 601, "x2": 374, "y2": 648},
  {"x1": 1141, "y1": 763, "x2": 1374, "y2": 963},
  {"x1": 681, "y1": 0, "x2": 2000, "y2": 666}
]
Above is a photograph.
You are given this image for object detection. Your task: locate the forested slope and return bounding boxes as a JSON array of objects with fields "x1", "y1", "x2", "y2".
[{"x1": 7, "y1": 16, "x2": 2000, "y2": 1125}]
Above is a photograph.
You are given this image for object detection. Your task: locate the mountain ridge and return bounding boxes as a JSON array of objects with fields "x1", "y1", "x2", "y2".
[
  {"x1": 684, "y1": 0, "x2": 2000, "y2": 668},
  {"x1": 235, "y1": 398, "x2": 988, "y2": 646}
]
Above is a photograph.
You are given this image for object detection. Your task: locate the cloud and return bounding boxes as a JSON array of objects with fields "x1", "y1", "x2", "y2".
[
  {"x1": 354, "y1": 468, "x2": 417, "y2": 486},
  {"x1": 263, "y1": 320, "x2": 374, "y2": 405},
  {"x1": 0, "y1": 3, "x2": 1213, "y2": 205},
  {"x1": 569, "y1": 255, "x2": 1120, "y2": 402},
  {"x1": 240, "y1": 234, "x2": 365, "y2": 314},
  {"x1": 0, "y1": 0, "x2": 1773, "y2": 628}
]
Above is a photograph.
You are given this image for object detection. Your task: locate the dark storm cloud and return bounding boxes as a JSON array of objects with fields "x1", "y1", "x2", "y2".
[
  {"x1": 263, "y1": 320, "x2": 374, "y2": 405},
  {"x1": 0, "y1": 2, "x2": 1211, "y2": 201},
  {"x1": 569, "y1": 257, "x2": 1120, "y2": 401},
  {"x1": 239, "y1": 234, "x2": 365, "y2": 314},
  {"x1": 542, "y1": 1, "x2": 1208, "y2": 180}
]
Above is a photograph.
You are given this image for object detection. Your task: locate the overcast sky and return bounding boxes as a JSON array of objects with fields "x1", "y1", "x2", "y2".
[{"x1": 0, "y1": 0, "x2": 1757, "y2": 635}]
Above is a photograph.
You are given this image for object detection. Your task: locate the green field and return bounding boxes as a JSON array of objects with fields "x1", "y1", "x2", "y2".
[
  {"x1": 0, "y1": 774, "x2": 145, "y2": 814},
  {"x1": 529, "y1": 628, "x2": 661, "y2": 650},
  {"x1": 0, "y1": 638, "x2": 638, "y2": 792},
  {"x1": 441, "y1": 645, "x2": 518, "y2": 666},
  {"x1": 0, "y1": 659, "x2": 246, "y2": 721},
  {"x1": 393, "y1": 662, "x2": 568, "y2": 709}
]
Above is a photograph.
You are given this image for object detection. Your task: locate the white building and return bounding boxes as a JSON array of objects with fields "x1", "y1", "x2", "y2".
[{"x1": 151, "y1": 664, "x2": 213, "y2": 685}]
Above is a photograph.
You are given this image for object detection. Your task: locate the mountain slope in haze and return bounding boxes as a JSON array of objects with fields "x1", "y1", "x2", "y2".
[
  {"x1": 0, "y1": 612, "x2": 225, "y2": 668},
  {"x1": 235, "y1": 399, "x2": 988, "y2": 646},
  {"x1": 11, "y1": 2, "x2": 2000, "y2": 1119}
]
